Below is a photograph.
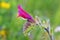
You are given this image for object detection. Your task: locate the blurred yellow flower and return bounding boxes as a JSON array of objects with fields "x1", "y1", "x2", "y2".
[
  {"x1": 0, "y1": 30, "x2": 6, "y2": 36},
  {"x1": 1, "y1": 2, "x2": 10, "y2": 9}
]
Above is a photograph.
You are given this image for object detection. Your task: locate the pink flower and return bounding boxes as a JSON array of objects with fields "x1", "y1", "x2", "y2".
[
  {"x1": 18, "y1": 5, "x2": 35, "y2": 23},
  {"x1": 18, "y1": 5, "x2": 32, "y2": 19}
]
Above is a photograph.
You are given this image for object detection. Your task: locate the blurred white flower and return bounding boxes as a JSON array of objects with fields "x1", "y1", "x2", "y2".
[{"x1": 55, "y1": 26, "x2": 60, "y2": 32}]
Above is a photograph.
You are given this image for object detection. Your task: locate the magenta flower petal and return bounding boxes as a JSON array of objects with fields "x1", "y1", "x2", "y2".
[
  {"x1": 18, "y1": 5, "x2": 35, "y2": 23},
  {"x1": 18, "y1": 5, "x2": 32, "y2": 19}
]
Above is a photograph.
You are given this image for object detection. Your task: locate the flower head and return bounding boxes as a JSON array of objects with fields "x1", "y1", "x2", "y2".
[
  {"x1": 18, "y1": 5, "x2": 35, "y2": 23},
  {"x1": 18, "y1": 5, "x2": 32, "y2": 19}
]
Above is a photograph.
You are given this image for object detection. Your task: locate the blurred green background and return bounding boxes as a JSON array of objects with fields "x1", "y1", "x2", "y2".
[{"x1": 0, "y1": 0, "x2": 60, "y2": 40}]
